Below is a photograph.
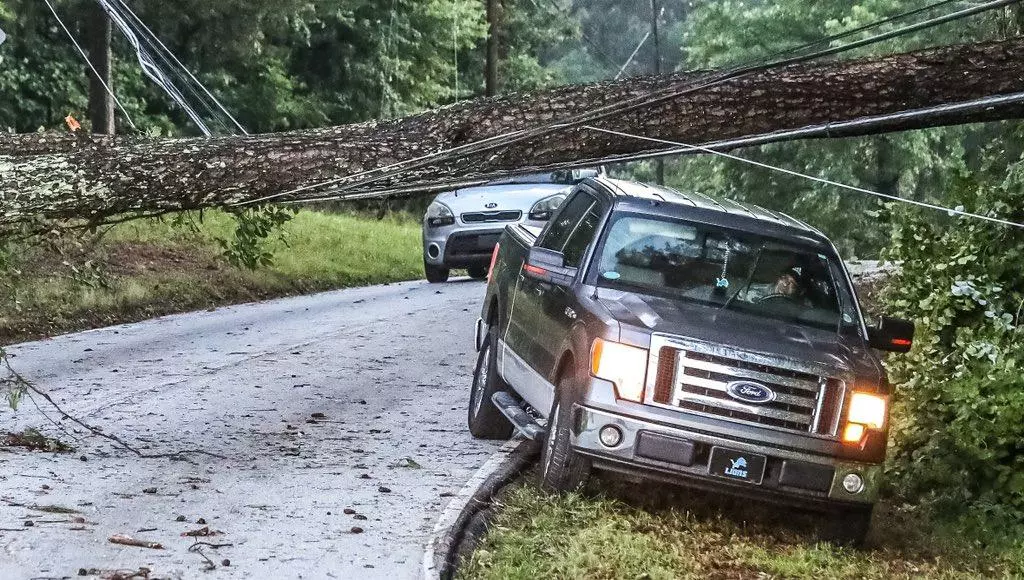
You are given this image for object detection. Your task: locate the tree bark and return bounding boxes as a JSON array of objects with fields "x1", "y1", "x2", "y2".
[
  {"x1": 2, "y1": 38, "x2": 1024, "y2": 233},
  {"x1": 485, "y1": 0, "x2": 500, "y2": 96},
  {"x1": 85, "y1": 2, "x2": 115, "y2": 135}
]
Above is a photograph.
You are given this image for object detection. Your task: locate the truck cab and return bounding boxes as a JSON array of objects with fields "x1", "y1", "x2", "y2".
[{"x1": 466, "y1": 177, "x2": 914, "y2": 544}]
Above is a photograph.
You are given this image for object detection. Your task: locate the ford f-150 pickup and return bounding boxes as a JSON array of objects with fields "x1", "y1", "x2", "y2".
[{"x1": 466, "y1": 177, "x2": 915, "y2": 544}]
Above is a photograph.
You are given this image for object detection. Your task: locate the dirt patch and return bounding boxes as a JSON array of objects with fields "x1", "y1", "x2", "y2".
[
  {"x1": 105, "y1": 242, "x2": 224, "y2": 277},
  {"x1": 1, "y1": 429, "x2": 74, "y2": 453}
]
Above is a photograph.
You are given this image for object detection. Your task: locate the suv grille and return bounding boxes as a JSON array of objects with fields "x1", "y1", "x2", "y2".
[
  {"x1": 653, "y1": 346, "x2": 845, "y2": 436},
  {"x1": 461, "y1": 210, "x2": 522, "y2": 223}
]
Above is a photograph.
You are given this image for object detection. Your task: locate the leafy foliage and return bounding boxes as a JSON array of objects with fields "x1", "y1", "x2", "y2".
[
  {"x1": 882, "y1": 133, "x2": 1024, "y2": 522},
  {"x1": 217, "y1": 206, "x2": 297, "y2": 270}
]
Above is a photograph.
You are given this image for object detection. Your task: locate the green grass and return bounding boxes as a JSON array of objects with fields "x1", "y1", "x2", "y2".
[
  {"x1": 460, "y1": 484, "x2": 1024, "y2": 580},
  {"x1": 0, "y1": 210, "x2": 424, "y2": 344}
]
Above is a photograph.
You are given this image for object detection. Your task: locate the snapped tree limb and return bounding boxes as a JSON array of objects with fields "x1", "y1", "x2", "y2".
[{"x1": 2, "y1": 38, "x2": 1024, "y2": 232}]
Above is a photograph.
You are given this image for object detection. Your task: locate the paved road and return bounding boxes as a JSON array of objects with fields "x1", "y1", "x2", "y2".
[{"x1": 0, "y1": 279, "x2": 498, "y2": 579}]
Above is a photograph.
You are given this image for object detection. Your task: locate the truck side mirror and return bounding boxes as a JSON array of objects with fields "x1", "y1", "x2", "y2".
[
  {"x1": 524, "y1": 246, "x2": 577, "y2": 287},
  {"x1": 868, "y1": 316, "x2": 915, "y2": 353}
]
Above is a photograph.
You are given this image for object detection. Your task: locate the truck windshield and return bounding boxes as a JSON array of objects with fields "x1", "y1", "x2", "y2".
[{"x1": 593, "y1": 214, "x2": 861, "y2": 333}]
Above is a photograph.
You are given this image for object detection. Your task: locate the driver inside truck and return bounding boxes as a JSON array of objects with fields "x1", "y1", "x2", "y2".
[{"x1": 773, "y1": 271, "x2": 801, "y2": 299}]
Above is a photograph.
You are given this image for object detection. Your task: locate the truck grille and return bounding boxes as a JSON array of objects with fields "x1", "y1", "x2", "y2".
[
  {"x1": 461, "y1": 210, "x2": 522, "y2": 223},
  {"x1": 652, "y1": 346, "x2": 845, "y2": 437}
]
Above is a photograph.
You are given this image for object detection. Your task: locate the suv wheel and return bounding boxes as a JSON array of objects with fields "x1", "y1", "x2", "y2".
[
  {"x1": 539, "y1": 371, "x2": 591, "y2": 492},
  {"x1": 425, "y1": 261, "x2": 450, "y2": 283},
  {"x1": 467, "y1": 324, "x2": 514, "y2": 440},
  {"x1": 819, "y1": 505, "x2": 873, "y2": 547},
  {"x1": 467, "y1": 265, "x2": 488, "y2": 280}
]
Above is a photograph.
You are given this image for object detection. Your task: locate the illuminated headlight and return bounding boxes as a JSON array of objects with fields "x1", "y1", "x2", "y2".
[
  {"x1": 591, "y1": 338, "x2": 648, "y2": 402},
  {"x1": 425, "y1": 201, "x2": 455, "y2": 228},
  {"x1": 528, "y1": 193, "x2": 568, "y2": 221},
  {"x1": 842, "y1": 473, "x2": 865, "y2": 494},
  {"x1": 842, "y1": 392, "x2": 888, "y2": 444}
]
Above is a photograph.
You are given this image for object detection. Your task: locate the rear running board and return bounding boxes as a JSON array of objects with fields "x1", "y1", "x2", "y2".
[{"x1": 491, "y1": 391, "x2": 546, "y2": 440}]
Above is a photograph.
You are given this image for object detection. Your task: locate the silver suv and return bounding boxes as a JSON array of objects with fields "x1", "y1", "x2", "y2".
[{"x1": 422, "y1": 169, "x2": 600, "y2": 282}]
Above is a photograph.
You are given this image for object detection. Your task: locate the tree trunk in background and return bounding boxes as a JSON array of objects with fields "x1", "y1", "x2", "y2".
[
  {"x1": 85, "y1": 2, "x2": 115, "y2": 135},
  {"x1": 3, "y1": 38, "x2": 1024, "y2": 233},
  {"x1": 485, "y1": 0, "x2": 499, "y2": 96},
  {"x1": 649, "y1": 0, "x2": 664, "y2": 185}
]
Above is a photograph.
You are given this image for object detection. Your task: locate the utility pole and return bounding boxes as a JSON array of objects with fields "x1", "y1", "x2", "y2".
[
  {"x1": 650, "y1": 0, "x2": 664, "y2": 184},
  {"x1": 485, "y1": 0, "x2": 499, "y2": 96},
  {"x1": 85, "y1": 1, "x2": 115, "y2": 134}
]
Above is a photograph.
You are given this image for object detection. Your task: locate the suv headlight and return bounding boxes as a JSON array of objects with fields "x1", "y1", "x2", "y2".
[
  {"x1": 425, "y1": 201, "x2": 455, "y2": 228},
  {"x1": 528, "y1": 193, "x2": 568, "y2": 221},
  {"x1": 842, "y1": 392, "x2": 888, "y2": 444},
  {"x1": 591, "y1": 338, "x2": 649, "y2": 402}
]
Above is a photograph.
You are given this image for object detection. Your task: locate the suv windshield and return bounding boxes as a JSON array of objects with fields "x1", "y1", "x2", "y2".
[{"x1": 593, "y1": 214, "x2": 861, "y2": 332}]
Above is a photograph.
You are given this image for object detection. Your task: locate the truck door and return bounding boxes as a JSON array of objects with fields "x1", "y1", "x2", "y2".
[
  {"x1": 532, "y1": 195, "x2": 604, "y2": 375},
  {"x1": 507, "y1": 191, "x2": 602, "y2": 381}
]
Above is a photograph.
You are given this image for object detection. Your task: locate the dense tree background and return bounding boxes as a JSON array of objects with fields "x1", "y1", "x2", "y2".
[{"x1": 1, "y1": 0, "x2": 1023, "y2": 523}]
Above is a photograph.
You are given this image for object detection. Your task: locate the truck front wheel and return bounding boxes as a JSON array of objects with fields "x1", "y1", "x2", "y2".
[
  {"x1": 539, "y1": 372, "x2": 591, "y2": 493},
  {"x1": 425, "y1": 261, "x2": 450, "y2": 283},
  {"x1": 819, "y1": 505, "x2": 873, "y2": 546},
  {"x1": 467, "y1": 324, "x2": 514, "y2": 440}
]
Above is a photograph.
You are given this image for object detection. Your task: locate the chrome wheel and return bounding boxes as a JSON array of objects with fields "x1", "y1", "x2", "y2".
[
  {"x1": 471, "y1": 343, "x2": 490, "y2": 418},
  {"x1": 542, "y1": 402, "x2": 560, "y2": 479}
]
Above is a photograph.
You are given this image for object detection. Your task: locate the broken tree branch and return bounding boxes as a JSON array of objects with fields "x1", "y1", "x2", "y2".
[{"x1": 2, "y1": 356, "x2": 225, "y2": 460}]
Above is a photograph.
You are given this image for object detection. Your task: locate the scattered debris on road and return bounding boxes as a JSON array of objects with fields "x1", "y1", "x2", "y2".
[{"x1": 108, "y1": 534, "x2": 164, "y2": 549}]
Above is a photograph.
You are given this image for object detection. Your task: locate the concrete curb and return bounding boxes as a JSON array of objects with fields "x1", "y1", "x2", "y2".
[{"x1": 421, "y1": 437, "x2": 539, "y2": 580}]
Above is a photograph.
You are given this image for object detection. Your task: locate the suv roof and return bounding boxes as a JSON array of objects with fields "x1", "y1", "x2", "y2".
[{"x1": 586, "y1": 177, "x2": 826, "y2": 240}]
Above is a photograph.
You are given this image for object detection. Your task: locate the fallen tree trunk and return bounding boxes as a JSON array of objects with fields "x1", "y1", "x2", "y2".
[{"x1": 2, "y1": 38, "x2": 1024, "y2": 232}]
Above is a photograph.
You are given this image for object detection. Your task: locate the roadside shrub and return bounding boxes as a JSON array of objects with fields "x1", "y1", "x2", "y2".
[{"x1": 882, "y1": 154, "x2": 1024, "y2": 523}]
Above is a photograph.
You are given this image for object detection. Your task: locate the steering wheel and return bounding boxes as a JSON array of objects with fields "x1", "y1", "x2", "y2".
[{"x1": 756, "y1": 293, "x2": 793, "y2": 305}]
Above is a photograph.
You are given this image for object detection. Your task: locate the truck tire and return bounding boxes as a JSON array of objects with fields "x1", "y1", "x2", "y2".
[
  {"x1": 539, "y1": 371, "x2": 591, "y2": 493},
  {"x1": 467, "y1": 265, "x2": 488, "y2": 280},
  {"x1": 819, "y1": 505, "x2": 873, "y2": 547},
  {"x1": 467, "y1": 324, "x2": 514, "y2": 440},
  {"x1": 425, "y1": 261, "x2": 450, "y2": 283}
]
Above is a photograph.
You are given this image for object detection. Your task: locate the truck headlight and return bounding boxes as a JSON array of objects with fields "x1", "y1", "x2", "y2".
[
  {"x1": 425, "y1": 201, "x2": 455, "y2": 227},
  {"x1": 528, "y1": 193, "x2": 568, "y2": 221},
  {"x1": 842, "y1": 392, "x2": 887, "y2": 444},
  {"x1": 591, "y1": 338, "x2": 648, "y2": 402}
]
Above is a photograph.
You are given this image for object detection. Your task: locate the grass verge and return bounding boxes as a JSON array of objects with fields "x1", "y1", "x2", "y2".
[
  {"x1": 0, "y1": 210, "x2": 423, "y2": 344},
  {"x1": 460, "y1": 479, "x2": 1024, "y2": 580}
]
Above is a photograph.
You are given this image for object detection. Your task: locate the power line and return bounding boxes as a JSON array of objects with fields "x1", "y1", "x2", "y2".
[
  {"x1": 584, "y1": 125, "x2": 1024, "y2": 229},
  {"x1": 40, "y1": 0, "x2": 138, "y2": 131},
  {"x1": 236, "y1": 0, "x2": 1018, "y2": 206},
  {"x1": 108, "y1": 0, "x2": 247, "y2": 135}
]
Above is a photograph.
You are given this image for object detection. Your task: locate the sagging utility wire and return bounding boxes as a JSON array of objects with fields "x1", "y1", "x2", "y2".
[
  {"x1": 584, "y1": 125, "x2": 1024, "y2": 230},
  {"x1": 40, "y1": 0, "x2": 138, "y2": 131},
  {"x1": 105, "y1": 0, "x2": 247, "y2": 135},
  {"x1": 236, "y1": 0, "x2": 1021, "y2": 207}
]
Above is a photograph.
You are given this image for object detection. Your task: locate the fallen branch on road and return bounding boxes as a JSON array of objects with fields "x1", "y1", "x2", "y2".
[
  {"x1": 108, "y1": 534, "x2": 164, "y2": 549},
  {"x1": 2, "y1": 355, "x2": 225, "y2": 461}
]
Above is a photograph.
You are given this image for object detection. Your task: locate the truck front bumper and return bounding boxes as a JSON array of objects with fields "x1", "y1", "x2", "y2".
[{"x1": 571, "y1": 403, "x2": 881, "y2": 509}]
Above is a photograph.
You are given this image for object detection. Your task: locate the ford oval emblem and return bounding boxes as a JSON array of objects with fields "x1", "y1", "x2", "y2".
[
  {"x1": 726, "y1": 381, "x2": 776, "y2": 404},
  {"x1": 485, "y1": 202, "x2": 498, "y2": 209}
]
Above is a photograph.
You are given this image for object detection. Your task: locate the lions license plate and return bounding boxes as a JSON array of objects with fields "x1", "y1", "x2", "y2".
[{"x1": 708, "y1": 447, "x2": 767, "y2": 485}]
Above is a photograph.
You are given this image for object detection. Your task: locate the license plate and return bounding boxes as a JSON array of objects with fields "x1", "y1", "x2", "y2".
[
  {"x1": 708, "y1": 447, "x2": 767, "y2": 485},
  {"x1": 476, "y1": 234, "x2": 500, "y2": 249}
]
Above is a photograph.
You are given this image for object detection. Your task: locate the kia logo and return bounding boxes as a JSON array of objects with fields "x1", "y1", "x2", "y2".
[
  {"x1": 485, "y1": 202, "x2": 498, "y2": 209},
  {"x1": 725, "y1": 381, "x2": 776, "y2": 404}
]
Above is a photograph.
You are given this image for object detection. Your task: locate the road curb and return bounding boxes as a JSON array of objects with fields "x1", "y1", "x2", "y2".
[{"x1": 421, "y1": 437, "x2": 539, "y2": 580}]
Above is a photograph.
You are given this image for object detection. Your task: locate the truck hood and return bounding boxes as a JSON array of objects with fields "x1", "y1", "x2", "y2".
[
  {"x1": 597, "y1": 289, "x2": 881, "y2": 381},
  {"x1": 433, "y1": 183, "x2": 571, "y2": 214}
]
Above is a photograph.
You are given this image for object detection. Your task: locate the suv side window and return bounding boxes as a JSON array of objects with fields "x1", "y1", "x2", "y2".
[
  {"x1": 561, "y1": 201, "x2": 602, "y2": 267},
  {"x1": 538, "y1": 191, "x2": 595, "y2": 253}
]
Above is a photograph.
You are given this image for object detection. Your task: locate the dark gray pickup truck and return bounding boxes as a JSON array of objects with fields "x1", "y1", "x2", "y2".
[{"x1": 466, "y1": 177, "x2": 915, "y2": 544}]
